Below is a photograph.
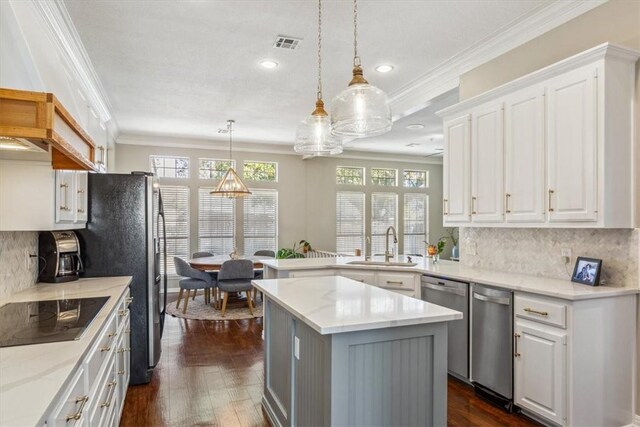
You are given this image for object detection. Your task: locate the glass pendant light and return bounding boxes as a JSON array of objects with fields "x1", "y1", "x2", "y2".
[
  {"x1": 210, "y1": 120, "x2": 251, "y2": 198},
  {"x1": 331, "y1": 0, "x2": 392, "y2": 138},
  {"x1": 294, "y1": 0, "x2": 343, "y2": 156}
]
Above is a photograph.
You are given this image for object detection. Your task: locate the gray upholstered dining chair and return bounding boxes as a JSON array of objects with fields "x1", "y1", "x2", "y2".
[
  {"x1": 253, "y1": 250, "x2": 275, "y2": 258},
  {"x1": 192, "y1": 251, "x2": 214, "y2": 258},
  {"x1": 217, "y1": 259, "x2": 255, "y2": 317},
  {"x1": 252, "y1": 250, "x2": 274, "y2": 304},
  {"x1": 191, "y1": 251, "x2": 217, "y2": 298},
  {"x1": 173, "y1": 257, "x2": 216, "y2": 314}
]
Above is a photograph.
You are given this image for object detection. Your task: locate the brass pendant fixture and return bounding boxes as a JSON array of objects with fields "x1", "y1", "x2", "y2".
[{"x1": 210, "y1": 120, "x2": 251, "y2": 198}]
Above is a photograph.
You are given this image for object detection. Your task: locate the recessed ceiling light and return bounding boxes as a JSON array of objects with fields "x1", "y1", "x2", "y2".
[
  {"x1": 375, "y1": 64, "x2": 394, "y2": 73},
  {"x1": 406, "y1": 124, "x2": 425, "y2": 130},
  {"x1": 260, "y1": 60, "x2": 279, "y2": 69}
]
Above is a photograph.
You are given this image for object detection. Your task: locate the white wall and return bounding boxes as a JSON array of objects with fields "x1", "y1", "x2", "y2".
[{"x1": 115, "y1": 142, "x2": 444, "y2": 258}]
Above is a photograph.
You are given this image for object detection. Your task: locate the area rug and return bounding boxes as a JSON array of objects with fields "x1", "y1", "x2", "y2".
[{"x1": 166, "y1": 293, "x2": 263, "y2": 321}]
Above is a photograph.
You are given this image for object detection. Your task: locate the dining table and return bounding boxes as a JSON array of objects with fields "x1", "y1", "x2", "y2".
[{"x1": 187, "y1": 255, "x2": 272, "y2": 271}]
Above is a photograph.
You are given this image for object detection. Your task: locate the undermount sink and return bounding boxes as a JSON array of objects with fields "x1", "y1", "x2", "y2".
[{"x1": 346, "y1": 261, "x2": 418, "y2": 267}]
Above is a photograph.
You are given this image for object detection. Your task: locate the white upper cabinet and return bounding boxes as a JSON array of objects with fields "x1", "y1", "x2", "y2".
[
  {"x1": 471, "y1": 102, "x2": 504, "y2": 223},
  {"x1": 443, "y1": 115, "x2": 471, "y2": 224},
  {"x1": 504, "y1": 86, "x2": 546, "y2": 223},
  {"x1": 546, "y1": 65, "x2": 598, "y2": 222},
  {"x1": 438, "y1": 43, "x2": 639, "y2": 228}
]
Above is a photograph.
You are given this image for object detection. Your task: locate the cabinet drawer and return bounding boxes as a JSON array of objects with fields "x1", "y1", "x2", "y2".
[
  {"x1": 48, "y1": 367, "x2": 88, "y2": 427},
  {"x1": 338, "y1": 270, "x2": 376, "y2": 285},
  {"x1": 376, "y1": 272, "x2": 416, "y2": 290},
  {"x1": 85, "y1": 313, "x2": 117, "y2": 386},
  {"x1": 116, "y1": 289, "x2": 132, "y2": 329},
  {"x1": 515, "y1": 295, "x2": 566, "y2": 328},
  {"x1": 88, "y1": 353, "x2": 117, "y2": 427}
]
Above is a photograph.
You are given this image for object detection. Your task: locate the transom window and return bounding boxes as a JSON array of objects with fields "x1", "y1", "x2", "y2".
[
  {"x1": 336, "y1": 166, "x2": 365, "y2": 185},
  {"x1": 371, "y1": 168, "x2": 397, "y2": 186},
  {"x1": 243, "y1": 161, "x2": 277, "y2": 182},
  {"x1": 150, "y1": 156, "x2": 189, "y2": 178},
  {"x1": 199, "y1": 159, "x2": 234, "y2": 180},
  {"x1": 403, "y1": 170, "x2": 428, "y2": 188}
]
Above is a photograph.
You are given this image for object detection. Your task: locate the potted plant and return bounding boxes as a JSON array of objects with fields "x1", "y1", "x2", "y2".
[
  {"x1": 425, "y1": 238, "x2": 447, "y2": 262},
  {"x1": 443, "y1": 228, "x2": 459, "y2": 259},
  {"x1": 276, "y1": 242, "x2": 306, "y2": 259},
  {"x1": 299, "y1": 240, "x2": 312, "y2": 254}
]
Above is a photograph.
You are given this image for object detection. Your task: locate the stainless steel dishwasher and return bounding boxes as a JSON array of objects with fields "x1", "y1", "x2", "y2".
[
  {"x1": 470, "y1": 283, "x2": 513, "y2": 409},
  {"x1": 421, "y1": 275, "x2": 469, "y2": 379}
]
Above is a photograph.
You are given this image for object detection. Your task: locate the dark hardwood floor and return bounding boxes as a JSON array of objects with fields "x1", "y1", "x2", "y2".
[{"x1": 121, "y1": 313, "x2": 539, "y2": 427}]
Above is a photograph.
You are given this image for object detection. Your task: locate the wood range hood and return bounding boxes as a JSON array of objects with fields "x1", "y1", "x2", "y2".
[{"x1": 0, "y1": 88, "x2": 98, "y2": 171}]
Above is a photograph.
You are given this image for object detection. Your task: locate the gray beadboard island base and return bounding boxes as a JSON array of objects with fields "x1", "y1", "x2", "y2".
[{"x1": 262, "y1": 297, "x2": 449, "y2": 427}]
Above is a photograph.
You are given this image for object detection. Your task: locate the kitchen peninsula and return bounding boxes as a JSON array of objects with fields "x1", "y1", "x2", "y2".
[{"x1": 252, "y1": 275, "x2": 462, "y2": 427}]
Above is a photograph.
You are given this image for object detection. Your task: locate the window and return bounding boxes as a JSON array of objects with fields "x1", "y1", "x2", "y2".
[
  {"x1": 404, "y1": 193, "x2": 428, "y2": 256},
  {"x1": 336, "y1": 192, "x2": 365, "y2": 254},
  {"x1": 159, "y1": 185, "x2": 190, "y2": 275},
  {"x1": 371, "y1": 193, "x2": 398, "y2": 255},
  {"x1": 199, "y1": 159, "x2": 234, "y2": 180},
  {"x1": 336, "y1": 166, "x2": 364, "y2": 185},
  {"x1": 371, "y1": 168, "x2": 397, "y2": 186},
  {"x1": 403, "y1": 170, "x2": 428, "y2": 188},
  {"x1": 244, "y1": 189, "x2": 278, "y2": 255},
  {"x1": 150, "y1": 156, "x2": 189, "y2": 178},
  {"x1": 198, "y1": 188, "x2": 235, "y2": 254},
  {"x1": 243, "y1": 161, "x2": 277, "y2": 182}
]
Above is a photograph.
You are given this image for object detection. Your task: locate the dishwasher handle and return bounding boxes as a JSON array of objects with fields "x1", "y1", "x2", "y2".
[
  {"x1": 472, "y1": 291, "x2": 510, "y2": 305},
  {"x1": 422, "y1": 282, "x2": 466, "y2": 297}
]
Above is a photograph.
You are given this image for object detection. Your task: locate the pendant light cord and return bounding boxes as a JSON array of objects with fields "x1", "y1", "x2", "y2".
[
  {"x1": 228, "y1": 120, "x2": 233, "y2": 161},
  {"x1": 353, "y1": 0, "x2": 360, "y2": 67},
  {"x1": 317, "y1": 0, "x2": 323, "y2": 101}
]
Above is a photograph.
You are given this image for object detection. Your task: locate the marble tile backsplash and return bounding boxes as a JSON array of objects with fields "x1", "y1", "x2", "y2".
[
  {"x1": 460, "y1": 228, "x2": 639, "y2": 287},
  {"x1": 0, "y1": 231, "x2": 38, "y2": 301}
]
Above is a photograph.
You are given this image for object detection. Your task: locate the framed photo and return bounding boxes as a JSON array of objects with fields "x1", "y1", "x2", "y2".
[{"x1": 571, "y1": 257, "x2": 602, "y2": 286}]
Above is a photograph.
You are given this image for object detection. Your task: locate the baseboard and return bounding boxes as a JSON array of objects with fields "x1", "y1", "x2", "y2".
[{"x1": 261, "y1": 397, "x2": 282, "y2": 427}]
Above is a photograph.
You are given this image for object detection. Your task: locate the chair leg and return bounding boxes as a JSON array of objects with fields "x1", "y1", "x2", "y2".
[
  {"x1": 221, "y1": 292, "x2": 229, "y2": 317},
  {"x1": 192, "y1": 289, "x2": 197, "y2": 301},
  {"x1": 205, "y1": 288, "x2": 209, "y2": 305},
  {"x1": 183, "y1": 289, "x2": 190, "y2": 314},
  {"x1": 176, "y1": 288, "x2": 184, "y2": 309},
  {"x1": 252, "y1": 287, "x2": 257, "y2": 305},
  {"x1": 245, "y1": 290, "x2": 254, "y2": 315}
]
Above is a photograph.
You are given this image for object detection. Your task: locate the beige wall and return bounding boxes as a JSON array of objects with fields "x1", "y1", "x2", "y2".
[
  {"x1": 459, "y1": 0, "x2": 640, "y2": 415},
  {"x1": 115, "y1": 143, "x2": 444, "y2": 258}
]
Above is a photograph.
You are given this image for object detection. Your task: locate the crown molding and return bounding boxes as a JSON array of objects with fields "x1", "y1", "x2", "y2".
[
  {"x1": 30, "y1": 0, "x2": 118, "y2": 134},
  {"x1": 388, "y1": 0, "x2": 607, "y2": 120}
]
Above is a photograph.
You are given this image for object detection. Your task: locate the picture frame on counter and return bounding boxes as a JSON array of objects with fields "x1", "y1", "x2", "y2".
[{"x1": 571, "y1": 257, "x2": 602, "y2": 286}]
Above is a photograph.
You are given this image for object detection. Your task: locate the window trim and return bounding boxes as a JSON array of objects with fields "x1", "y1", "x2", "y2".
[
  {"x1": 243, "y1": 160, "x2": 279, "y2": 182},
  {"x1": 149, "y1": 155, "x2": 190, "y2": 179},
  {"x1": 336, "y1": 166, "x2": 365, "y2": 186}
]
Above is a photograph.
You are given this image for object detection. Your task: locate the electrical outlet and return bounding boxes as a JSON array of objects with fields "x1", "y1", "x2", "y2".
[
  {"x1": 24, "y1": 250, "x2": 30, "y2": 269},
  {"x1": 561, "y1": 248, "x2": 572, "y2": 264},
  {"x1": 469, "y1": 242, "x2": 478, "y2": 256},
  {"x1": 294, "y1": 336, "x2": 300, "y2": 360}
]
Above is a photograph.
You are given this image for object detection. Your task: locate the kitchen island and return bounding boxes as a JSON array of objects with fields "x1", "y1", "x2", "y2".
[{"x1": 252, "y1": 275, "x2": 462, "y2": 427}]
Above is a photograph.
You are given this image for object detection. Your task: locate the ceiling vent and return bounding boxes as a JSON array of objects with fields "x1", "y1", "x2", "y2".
[{"x1": 273, "y1": 35, "x2": 302, "y2": 50}]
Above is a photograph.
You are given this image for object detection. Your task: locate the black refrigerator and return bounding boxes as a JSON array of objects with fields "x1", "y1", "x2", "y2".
[{"x1": 77, "y1": 172, "x2": 167, "y2": 385}]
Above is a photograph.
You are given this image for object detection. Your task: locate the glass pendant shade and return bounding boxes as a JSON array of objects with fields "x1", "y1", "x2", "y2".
[
  {"x1": 294, "y1": 100, "x2": 343, "y2": 155},
  {"x1": 211, "y1": 167, "x2": 251, "y2": 198},
  {"x1": 331, "y1": 66, "x2": 392, "y2": 138}
]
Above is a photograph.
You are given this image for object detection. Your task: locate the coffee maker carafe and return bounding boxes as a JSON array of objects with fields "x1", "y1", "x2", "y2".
[{"x1": 38, "y1": 231, "x2": 83, "y2": 283}]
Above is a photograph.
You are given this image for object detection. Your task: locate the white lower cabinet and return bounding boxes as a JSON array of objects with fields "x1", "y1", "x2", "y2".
[
  {"x1": 514, "y1": 320, "x2": 566, "y2": 425},
  {"x1": 337, "y1": 270, "x2": 376, "y2": 286},
  {"x1": 337, "y1": 270, "x2": 421, "y2": 298},
  {"x1": 47, "y1": 289, "x2": 130, "y2": 427}
]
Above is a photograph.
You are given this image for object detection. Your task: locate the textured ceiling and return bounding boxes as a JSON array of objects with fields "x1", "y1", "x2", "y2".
[{"x1": 64, "y1": 0, "x2": 546, "y2": 154}]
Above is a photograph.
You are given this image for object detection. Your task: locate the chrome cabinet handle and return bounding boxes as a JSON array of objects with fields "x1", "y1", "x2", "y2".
[
  {"x1": 100, "y1": 381, "x2": 117, "y2": 408},
  {"x1": 108, "y1": 332, "x2": 117, "y2": 338},
  {"x1": 524, "y1": 307, "x2": 548, "y2": 317},
  {"x1": 379, "y1": 285, "x2": 411, "y2": 292},
  {"x1": 76, "y1": 189, "x2": 85, "y2": 213},
  {"x1": 514, "y1": 333, "x2": 521, "y2": 358},
  {"x1": 97, "y1": 146, "x2": 105, "y2": 165},
  {"x1": 60, "y1": 183, "x2": 70, "y2": 211},
  {"x1": 443, "y1": 199, "x2": 448, "y2": 215},
  {"x1": 505, "y1": 193, "x2": 511, "y2": 213},
  {"x1": 118, "y1": 309, "x2": 127, "y2": 317},
  {"x1": 100, "y1": 346, "x2": 111, "y2": 353},
  {"x1": 386, "y1": 280, "x2": 404, "y2": 285},
  {"x1": 118, "y1": 370, "x2": 125, "y2": 375},
  {"x1": 118, "y1": 348, "x2": 125, "y2": 354},
  {"x1": 65, "y1": 395, "x2": 89, "y2": 421},
  {"x1": 471, "y1": 196, "x2": 477, "y2": 215},
  {"x1": 548, "y1": 189, "x2": 555, "y2": 212}
]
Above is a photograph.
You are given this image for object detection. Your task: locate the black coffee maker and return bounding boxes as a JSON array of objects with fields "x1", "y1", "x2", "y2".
[{"x1": 38, "y1": 231, "x2": 83, "y2": 283}]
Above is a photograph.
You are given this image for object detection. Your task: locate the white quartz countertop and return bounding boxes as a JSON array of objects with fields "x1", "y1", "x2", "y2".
[
  {"x1": 0, "y1": 276, "x2": 131, "y2": 427},
  {"x1": 252, "y1": 276, "x2": 462, "y2": 335},
  {"x1": 261, "y1": 257, "x2": 639, "y2": 301}
]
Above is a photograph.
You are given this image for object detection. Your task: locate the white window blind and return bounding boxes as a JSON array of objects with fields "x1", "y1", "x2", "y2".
[
  {"x1": 336, "y1": 192, "x2": 365, "y2": 254},
  {"x1": 404, "y1": 193, "x2": 428, "y2": 256},
  {"x1": 243, "y1": 189, "x2": 278, "y2": 256},
  {"x1": 198, "y1": 188, "x2": 235, "y2": 255},
  {"x1": 159, "y1": 185, "x2": 190, "y2": 275},
  {"x1": 371, "y1": 193, "x2": 398, "y2": 255}
]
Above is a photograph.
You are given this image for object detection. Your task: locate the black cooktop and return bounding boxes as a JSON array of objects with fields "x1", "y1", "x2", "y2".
[{"x1": 0, "y1": 296, "x2": 109, "y2": 348}]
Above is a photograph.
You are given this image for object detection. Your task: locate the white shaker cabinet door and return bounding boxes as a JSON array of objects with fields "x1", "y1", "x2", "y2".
[
  {"x1": 504, "y1": 86, "x2": 546, "y2": 223},
  {"x1": 514, "y1": 321, "x2": 566, "y2": 426},
  {"x1": 55, "y1": 170, "x2": 75, "y2": 223},
  {"x1": 546, "y1": 66, "x2": 598, "y2": 223},
  {"x1": 443, "y1": 114, "x2": 471, "y2": 224},
  {"x1": 471, "y1": 102, "x2": 504, "y2": 223}
]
